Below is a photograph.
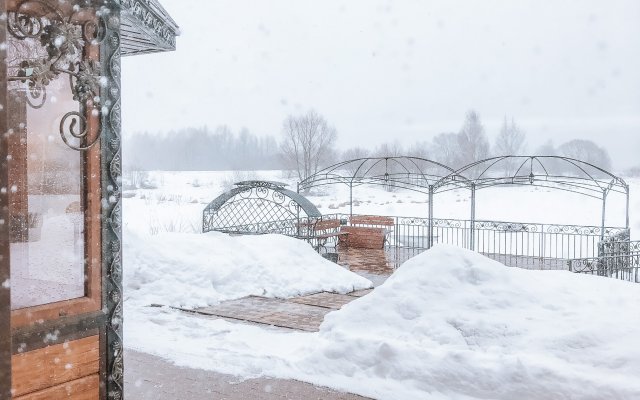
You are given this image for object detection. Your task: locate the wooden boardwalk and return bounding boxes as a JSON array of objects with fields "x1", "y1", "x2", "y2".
[{"x1": 179, "y1": 289, "x2": 373, "y2": 332}]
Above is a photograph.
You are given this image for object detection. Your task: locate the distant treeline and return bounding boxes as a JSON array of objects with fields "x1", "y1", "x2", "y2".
[
  {"x1": 124, "y1": 126, "x2": 282, "y2": 171},
  {"x1": 124, "y1": 111, "x2": 616, "y2": 176}
]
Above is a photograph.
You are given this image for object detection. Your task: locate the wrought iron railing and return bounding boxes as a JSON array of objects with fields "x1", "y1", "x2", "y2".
[
  {"x1": 321, "y1": 213, "x2": 628, "y2": 269},
  {"x1": 568, "y1": 252, "x2": 640, "y2": 283},
  {"x1": 205, "y1": 207, "x2": 634, "y2": 278}
]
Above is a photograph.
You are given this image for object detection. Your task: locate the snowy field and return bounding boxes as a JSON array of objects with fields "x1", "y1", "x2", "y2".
[
  {"x1": 123, "y1": 170, "x2": 636, "y2": 235},
  {"x1": 123, "y1": 170, "x2": 640, "y2": 400}
]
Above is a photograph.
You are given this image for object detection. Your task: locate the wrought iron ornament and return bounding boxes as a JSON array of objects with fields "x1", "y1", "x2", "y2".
[
  {"x1": 100, "y1": 2, "x2": 124, "y2": 399},
  {"x1": 203, "y1": 181, "x2": 322, "y2": 236},
  {"x1": 7, "y1": 0, "x2": 108, "y2": 150}
]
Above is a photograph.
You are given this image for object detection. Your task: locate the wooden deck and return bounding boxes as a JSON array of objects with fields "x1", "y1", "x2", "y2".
[{"x1": 177, "y1": 289, "x2": 373, "y2": 332}]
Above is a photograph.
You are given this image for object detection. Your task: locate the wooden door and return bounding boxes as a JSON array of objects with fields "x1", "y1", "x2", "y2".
[{"x1": 1, "y1": 1, "x2": 123, "y2": 399}]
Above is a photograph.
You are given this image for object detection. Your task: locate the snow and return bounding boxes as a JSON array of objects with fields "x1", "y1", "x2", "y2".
[
  {"x1": 296, "y1": 245, "x2": 640, "y2": 399},
  {"x1": 124, "y1": 229, "x2": 372, "y2": 308},
  {"x1": 125, "y1": 242, "x2": 640, "y2": 399},
  {"x1": 123, "y1": 170, "x2": 634, "y2": 233},
  {"x1": 122, "y1": 170, "x2": 640, "y2": 399}
]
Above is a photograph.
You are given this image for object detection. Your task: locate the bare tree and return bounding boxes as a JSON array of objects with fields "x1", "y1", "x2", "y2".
[
  {"x1": 456, "y1": 110, "x2": 490, "y2": 169},
  {"x1": 407, "y1": 140, "x2": 431, "y2": 159},
  {"x1": 533, "y1": 140, "x2": 564, "y2": 175},
  {"x1": 493, "y1": 116, "x2": 527, "y2": 174},
  {"x1": 341, "y1": 147, "x2": 371, "y2": 176},
  {"x1": 431, "y1": 132, "x2": 459, "y2": 167},
  {"x1": 341, "y1": 146, "x2": 370, "y2": 161},
  {"x1": 535, "y1": 139, "x2": 557, "y2": 156},
  {"x1": 373, "y1": 141, "x2": 404, "y2": 158},
  {"x1": 625, "y1": 166, "x2": 640, "y2": 177},
  {"x1": 558, "y1": 139, "x2": 612, "y2": 172},
  {"x1": 280, "y1": 110, "x2": 338, "y2": 182}
]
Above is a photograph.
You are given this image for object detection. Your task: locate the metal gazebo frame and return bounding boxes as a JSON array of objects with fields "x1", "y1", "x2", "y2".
[
  {"x1": 299, "y1": 156, "x2": 630, "y2": 248},
  {"x1": 298, "y1": 156, "x2": 457, "y2": 216}
]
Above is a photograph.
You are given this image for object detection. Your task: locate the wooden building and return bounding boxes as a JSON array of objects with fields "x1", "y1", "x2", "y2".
[{"x1": 0, "y1": 0, "x2": 178, "y2": 398}]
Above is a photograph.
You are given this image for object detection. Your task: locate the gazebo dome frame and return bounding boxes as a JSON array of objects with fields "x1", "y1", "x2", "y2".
[{"x1": 299, "y1": 155, "x2": 630, "y2": 243}]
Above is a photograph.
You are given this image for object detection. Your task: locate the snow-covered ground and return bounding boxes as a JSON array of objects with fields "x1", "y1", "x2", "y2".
[
  {"x1": 124, "y1": 170, "x2": 636, "y2": 234},
  {"x1": 124, "y1": 229, "x2": 372, "y2": 309},
  {"x1": 123, "y1": 170, "x2": 640, "y2": 400},
  {"x1": 125, "y1": 244, "x2": 640, "y2": 399}
]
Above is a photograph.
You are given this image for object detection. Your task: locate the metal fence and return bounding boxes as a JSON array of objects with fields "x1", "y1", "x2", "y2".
[
  {"x1": 568, "y1": 240, "x2": 640, "y2": 283},
  {"x1": 322, "y1": 213, "x2": 629, "y2": 270},
  {"x1": 217, "y1": 211, "x2": 635, "y2": 280}
]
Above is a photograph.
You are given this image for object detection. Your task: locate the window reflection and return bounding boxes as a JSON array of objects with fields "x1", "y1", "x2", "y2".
[{"x1": 8, "y1": 34, "x2": 86, "y2": 310}]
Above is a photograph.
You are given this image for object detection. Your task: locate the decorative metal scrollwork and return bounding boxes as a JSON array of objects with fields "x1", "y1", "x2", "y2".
[
  {"x1": 203, "y1": 181, "x2": 322, "y2": 236},
  {"x1": 7, "y1": 0, "x2": 107, "y2": 151}
]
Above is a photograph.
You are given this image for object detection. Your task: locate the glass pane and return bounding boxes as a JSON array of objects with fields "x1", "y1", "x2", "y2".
[{"x1": 7, "y1": 34, "x2": 86, "y2": 310}]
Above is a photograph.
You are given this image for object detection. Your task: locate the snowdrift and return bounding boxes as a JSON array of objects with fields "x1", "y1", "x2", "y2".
[
  {"x1": 123, "y1": 229, "x2": 372, "y2": 308},
  {"x1": 298, "y1": 245, "x2": 640, "y2": 400}
]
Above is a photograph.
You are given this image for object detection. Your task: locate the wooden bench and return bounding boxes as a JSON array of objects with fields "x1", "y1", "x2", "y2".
[
  {"x1": 350, "y1": 215, "x2": 395, "y2": 228},
  {"x1": 300, "y1": 218, "x2": 349, "y2": 253}
]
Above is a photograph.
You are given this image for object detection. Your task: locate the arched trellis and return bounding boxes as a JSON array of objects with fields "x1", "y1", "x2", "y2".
[
  {"x1": 203, "y1": 180, "x2": 322, "y2": 235},
  {"x1": 299, "y1": 156, "x2": 630, "y2": 249}
]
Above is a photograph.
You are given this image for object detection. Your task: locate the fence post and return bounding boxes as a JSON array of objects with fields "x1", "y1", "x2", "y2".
[
  {"x1": 349, "y1": 182, "x2": 353, "y2": 218},
  {"x1": 428, "y1": 185, "x2": 434, "y2": 249},
  {"x1": 395, "y1": 216, "x2": 399, "y2": 252},
  {"x1": 470, "y1": 183, "x2": 476, "y2": 251},
  {"x1": 540, "y1": 224, "x2": 545, "y2": 262},
  {"x1": 625, "y1": 185, "x2": 630, "y2": 230},
  {"x1": 296, "y1": 182, "x2": 301, "y2": 237},
  {"x1": 600, "y1": 189, "x2": 607, "y2": 243}
]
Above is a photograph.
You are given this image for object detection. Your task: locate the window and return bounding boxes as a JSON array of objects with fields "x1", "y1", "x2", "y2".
[{"x1": 6, "y1": 9, "x2": 102, "y2": 321}]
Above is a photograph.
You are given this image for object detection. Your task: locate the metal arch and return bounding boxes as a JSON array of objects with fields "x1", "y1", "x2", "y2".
[
  {"x1": 203, "y1": 180, "x2": 321, "y2": 235},
  {"x1": 437, "y1": 156, "x2": 628, "y2": 196},
  {"x1": 299, "y1": 155, "x2": 627, "y2": 198},
  {"x1": 433, "y1": 156, "x2": 630, "y2": 247},
  {"x1": 297, "y1": 155, "x2": 630, "y2": 250},
  {"x1": 299, "y1": 156, "x2": 458, "y2": 195}
]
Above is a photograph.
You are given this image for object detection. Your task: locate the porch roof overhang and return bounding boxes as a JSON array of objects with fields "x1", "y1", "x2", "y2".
[{"x1": 120, "y1": 0, "x2": 179, "y2": 56}]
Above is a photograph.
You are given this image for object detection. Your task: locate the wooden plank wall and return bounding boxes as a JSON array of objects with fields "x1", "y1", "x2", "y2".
[{"x1": 12, "y1": 336, "x2": 100, "y2": 399}]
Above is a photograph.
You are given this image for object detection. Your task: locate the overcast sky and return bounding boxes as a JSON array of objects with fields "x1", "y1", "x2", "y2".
[{"x1": 122, "y1": 0, "x2": 640, "y2": 170}]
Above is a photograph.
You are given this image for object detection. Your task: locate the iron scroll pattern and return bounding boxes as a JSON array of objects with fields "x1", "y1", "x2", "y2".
[
  {"x1": 203, "y1": 186, "x2": 307, "y2": 236},
  {"x1": 7, "y1": 0, "x2": 106, "y2": 150},
  {"x1": 101, "y1": 5, "x2": 124, "y2": 399}
]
